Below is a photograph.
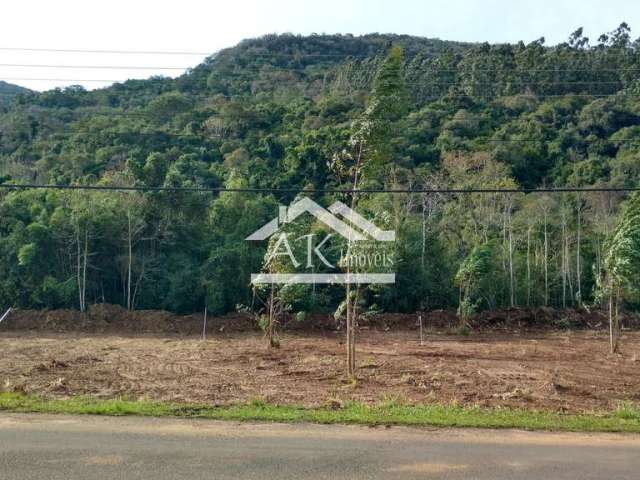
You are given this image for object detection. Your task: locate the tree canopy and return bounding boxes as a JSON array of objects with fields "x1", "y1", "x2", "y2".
[{"x1": 1, "y1": 27, "x2": 640, "y2": 318}]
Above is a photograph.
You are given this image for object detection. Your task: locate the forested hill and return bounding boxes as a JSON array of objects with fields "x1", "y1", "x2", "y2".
[
  {"x1": 0, "y1": 26, "x2": 639, "y2": 317},
  {"x1": 1, "y1": 29, "x2": 638, "y2": 189},
  {"x1": 0, "y1": 81, "x2": 32, "y2": 107}
]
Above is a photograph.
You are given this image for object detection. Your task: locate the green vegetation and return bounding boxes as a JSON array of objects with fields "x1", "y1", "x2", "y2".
[
  {"x1": 1, "y1": 392, "x2": 639, "y2": 432},
  {"x1": 1, "y1": 26, "x2": 640, "y2": 321},
  {"x1": 0, "y1": 81, "x2": 32, "y2": 107},
  {"x1": 599, "y1": 192, "x2": 640, "y2": 350}
]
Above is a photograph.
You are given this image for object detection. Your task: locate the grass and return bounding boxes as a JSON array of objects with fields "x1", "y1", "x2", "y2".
[{"x1": 1, "y1": 392, "x2": 640, "y2": 433}]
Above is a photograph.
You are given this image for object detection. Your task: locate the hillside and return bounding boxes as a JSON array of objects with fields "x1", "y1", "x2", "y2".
[
  {"x1": 0, "y1": 81, "x2": 32, "y2": 107},
  {"x1": 0, "y1": 80, "x2": 30, "y2": 95},
  {"x1": 0, "y1": 27, "x2": 639, "y2": 318},
  {"x1": 0, "y1": 30, "x2": 638, "y2": 188}
]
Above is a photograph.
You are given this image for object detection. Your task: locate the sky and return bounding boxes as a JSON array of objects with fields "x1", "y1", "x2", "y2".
[{"x1": 0, "y1": 0, "x2": 637, "y2": 91}]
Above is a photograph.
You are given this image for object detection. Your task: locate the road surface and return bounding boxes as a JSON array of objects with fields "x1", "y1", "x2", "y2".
[{"x1": 0, "y1": 413, "x2": 639, "y2": 479}]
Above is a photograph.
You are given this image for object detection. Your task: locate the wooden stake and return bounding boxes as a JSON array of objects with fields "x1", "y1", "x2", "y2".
[
  {"x1": 0, "y1": 308, "x2": 12, "y2": 325},
  {"x1": 202, "y1": 305, "x2": 207, "y2": 341}
]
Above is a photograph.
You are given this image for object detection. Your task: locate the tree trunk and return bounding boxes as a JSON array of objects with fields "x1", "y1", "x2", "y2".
[
  {"x1": 508, "y1": 209, "x2": 515, "y2": 307},
  {"x1": 202, "y1": 305, "x2": 208, "y2": 341},
  {"x1": 561, "y1": 217, "x2": 567, "y2": 309},
  {"x1": 421, "y1": 198, "x2": 427, "y2": 269},
  {"x1": 609, "y1": 288, "x2": 620, "y2": 354},
  {"x1": 345, "y1": 281, "x2": 352, "y2": 374},
  {"x1": 566, "y1": 234, "x2": 574, "y2": 305},
  {"x1": 76, "y1": 229, "x2": 83, "y2": 312},
  {"x1": 131, "y1": 260, "x2": 145, "y2": 311},
  {"x1": 82, "y1": 230, "x2": 88, "y2": 311},
  {"x1": 526, "y1": 226, "x2": 531, "y2": 306},
  {"x1": 76, "y1": 229, "x2": 84, "y2": 312},
  {"x1": 127, "y1": 211, "x2": 133, "y2": 311},
  {"x1": 345, "y1": 140, "x2": 364, "y2": 379},
  {"x1": 349, "y1": 286, "x2": 359, "y2": 375},
  {"x1": 268, "y1": 279, "x2": 275, "y2": 348},
  {"x1": 614, "y1": 286, "x2": 621, "y2": 353},
  {"x1": 76, "y1": 228, "x2": 88, "y2": 313},
  {"x1": 544, "y1": 213, "x2": 549, "y2": 307},
  {"x1": 576, "y1": 203, "x2": 582, "y2": 305},
  {"x1": 609, "y1": 290, "x2": 614, "y2": 353}
]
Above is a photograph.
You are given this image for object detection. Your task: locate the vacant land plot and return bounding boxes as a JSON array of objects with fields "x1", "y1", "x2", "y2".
[{"x1": 0, "y1": 331, "x2": 639, "y2": 413}]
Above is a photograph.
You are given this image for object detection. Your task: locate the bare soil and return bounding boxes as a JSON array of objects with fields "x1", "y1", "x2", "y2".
[
  {"x1": 1, "y1": 329, "x2": 639, "y2": 413},
  {"x1": 5, "y1": 304, "x2": 640, "y2": 335}
]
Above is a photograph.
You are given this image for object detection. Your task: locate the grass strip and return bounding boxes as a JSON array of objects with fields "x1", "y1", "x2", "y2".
[{"x1": 1, "y1": 392, "x2": 639, "y2": 433}]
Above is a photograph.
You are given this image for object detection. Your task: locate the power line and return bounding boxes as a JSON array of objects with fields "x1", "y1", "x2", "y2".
[
  {"x1": 0, "y1": 184, "x2": 637, "y2": 194},
  {"x1": 0, "y1": 45, "x2": 638, "y2": 62},
  {"x1": 407, "y1": 68, "x2": 640, "y2": 72},
  {"x1": 34, "y1": 130, "x2": 221, "y2": 140},
  {"x1": 217, "y1": 51, "x2": 374, "y2": 58},
  {"x1": 2, "y1": 75, "x2": 636, "y2": 87},
  {"x1": 0, "y1": 64, "x2": 191, "y2": 71},
  {"x1": 4, "y1": 62, "x2": 640, "y2": 74},
  {"x1": 2, "y1": 110, "x2": 251, "y2": 120},
  {"x1": 0, "y1": 48, "x2": 361, "y2": 58},
  {"x1": 66, "y1": 131, "x2": 213, "y2": 138},
  {"x1": 0, "y1": 77, "x2": 168, "y2": 83},
  {"x1": 0, "y1": 47, "x2": 210, "y2": 56},
  {"x1": 1, "y1": 82, "x2": 637, "y2": 99},
  {"x1": 1, "y1": 46, "x2": 638, "y2": 67}
]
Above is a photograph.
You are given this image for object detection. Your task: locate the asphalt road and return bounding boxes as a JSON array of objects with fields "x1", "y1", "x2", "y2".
[{"x1": 0, "y1": 414, "x2": 639, "y2": 479}]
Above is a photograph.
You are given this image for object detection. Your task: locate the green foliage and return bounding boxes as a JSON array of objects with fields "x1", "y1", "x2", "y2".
[
  {"x1": 455, "y1": 243, "x2": 499, "y2": 318},
  {"x1": 1, "y1": 28, "x2": 640, "y2": 317},
  {"x1": 0, "y1": 81, "x2": 32, "y2": 108},
  {"x1": 1, "y1": 392, "x2": 639, "y2": 432},
  {"x1": 601, "y1": 193, "x2": 640, "y2": 302}
]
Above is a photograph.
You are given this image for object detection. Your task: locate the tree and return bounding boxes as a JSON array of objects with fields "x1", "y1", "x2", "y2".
[
  {"x1": 455, "y1": 243, "x2": 497, "y2": 326},
  {"x1": 600, "y1": 193, "x2": 640, "y2": 353},
  {"x1": 68, "y1": 191, "x2": 94, "y2": 313},
  {"x1": 330, "y1": 45, "x2": 408, "y2": 379},
  {"x1": 2, "y1": 29, "x2": 640, "y2": 323},
  {"x1": 255, "y1": 198, "x2": 313, "y2": 348}
]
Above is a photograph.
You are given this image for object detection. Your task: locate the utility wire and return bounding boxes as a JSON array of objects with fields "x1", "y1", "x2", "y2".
[
  {"x1": 2, "y1": 76, "x2": 637, "y2": 87},
  {"x1": 39, "y1": 131, "x2": 218, "y2": 139},
  {"x1": 0, "y1": 184, "x2": 637, "y2": 194},
  {"x1": 2, "y1": 46, "x2": 639, "y2": 64},
  {"x1": 0, "y1": 77, "x2": 169, "y2": 83},
  {"x1": 0, "y1": 64, "x2": 190, "y2": 70},
  {"x1": 0, "y1": 47, "x2": 210, "y2": 55},
  {"x1": 1, "y1": 82, "x2": 637, "y2": 98},
  {"x1": 4, "y1": 63, "x2": 640, "y2": 74}
]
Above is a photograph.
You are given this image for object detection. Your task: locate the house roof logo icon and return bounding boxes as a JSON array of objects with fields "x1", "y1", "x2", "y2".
[
  {"x1": 245, "y1": 197, "x2": 395, "y2": 242},
  {"x1": 246, "y1": 197, "x2": 396, "y2": 285}
]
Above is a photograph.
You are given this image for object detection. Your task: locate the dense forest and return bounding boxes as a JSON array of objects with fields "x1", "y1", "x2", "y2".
[
  {"x1": 0, "y1": 81, "x2": 31, "y2": 107},
  {"x1": 1, "y1": 25, "x2": 640, "y2": 321}
]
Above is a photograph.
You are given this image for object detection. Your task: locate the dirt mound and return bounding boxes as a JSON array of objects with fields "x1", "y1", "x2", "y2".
[
  {"x1": 366, "y1": 310, "x2": 460, "y2": 330},
  {"x1": 278, "y1": 310, "x2": 460, "y2": 332},
  {"x1": 2, "y1": 304, "x2": 638, "y2": 334},
  {"x1": 4, "y1": 309, "x2": 86, "y2": 331},
  {"x1": 2, "y1": 304, "x2": 256, "y2": 334},
  {"x1": 473, "y1": 307, "x2": 640, "y2": 331}
]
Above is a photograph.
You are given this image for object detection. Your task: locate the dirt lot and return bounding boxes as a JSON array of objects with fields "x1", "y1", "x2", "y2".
[{"x1": 1, "y1": 329, "x2": 639, "y2": 413}]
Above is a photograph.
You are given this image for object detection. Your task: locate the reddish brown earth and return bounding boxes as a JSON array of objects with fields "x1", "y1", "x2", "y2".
[
  {"x1": 5, "y1": 303, "x2": 638, "y2": 334},
  {"x1": 1, "y1": 328, "x2": 639, "y2": 413}
]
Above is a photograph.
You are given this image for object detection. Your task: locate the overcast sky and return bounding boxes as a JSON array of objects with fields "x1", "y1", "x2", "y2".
[{"x1": 1, "y1": 0, "x2": 637, "y2": 91}]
